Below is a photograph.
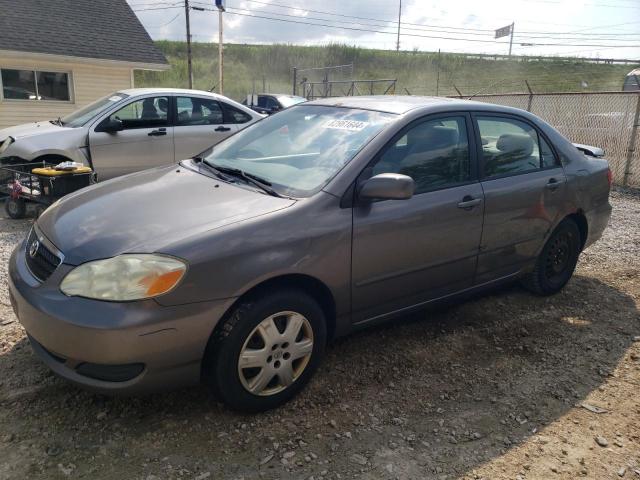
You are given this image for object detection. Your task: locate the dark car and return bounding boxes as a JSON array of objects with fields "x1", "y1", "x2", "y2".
[
  {"x1": 8, "y1": 96, "x2": 612, "y2": 412},
  {"x1": 242, "y1": 93, "x2": 306, "y2": 114}
]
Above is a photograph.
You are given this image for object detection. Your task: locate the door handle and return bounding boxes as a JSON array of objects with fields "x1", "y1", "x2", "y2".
[
  {"x1": 457, "y1": 196, "x2": 482, "y2": 210},
  {"x1": 215, "y1": 126, "x2": 231, "y2": 132},
  {"x1": 545, "y1": 178, "x2": 563, "y2": 191},
  {"x1": 148, "y1": 128, "x2": 167, "y2": 137}
]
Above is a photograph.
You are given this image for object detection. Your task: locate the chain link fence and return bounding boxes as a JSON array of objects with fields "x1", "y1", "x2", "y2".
[{"x1": 453, "y1": 92, "x2": 640, "y2": 187}]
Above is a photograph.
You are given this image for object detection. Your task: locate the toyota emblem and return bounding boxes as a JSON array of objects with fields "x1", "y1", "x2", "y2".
[{"x1": 29, "y1": 239, "x2": 40, "y2": 258}]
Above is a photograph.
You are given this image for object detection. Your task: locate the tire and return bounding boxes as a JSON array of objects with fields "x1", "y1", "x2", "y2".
[
  {"x1": 4, "y1": 198, "x2": 27, "y2": 219},
  {"x1": 203, "y1": 289, "x2": 327, "y2": 412},
  {"x1": 521, "y1": 218, "x2": 581, "y2": 296},
  {"x1": 34, "y1": 204, "x2": 47, "y2": 219}
]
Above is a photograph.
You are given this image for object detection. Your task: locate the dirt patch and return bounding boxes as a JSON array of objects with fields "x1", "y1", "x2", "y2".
[{"x1": 0, "y1": 191, "x2": 639, "y2": 480}]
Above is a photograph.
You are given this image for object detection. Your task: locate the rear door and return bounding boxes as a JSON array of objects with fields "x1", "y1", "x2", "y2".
[
  {"x1": 351, "y1": 113, "x2": 484, "y2": 323},
  {"x1": 473, "y1": 113, "x2": 567, "y2": 283},
  {"x1": 172, "y1": 95, "x2": 239, "y2": 160},
  {"x1": 89, "y1": 95, "x2": 174, "y2": 180}
]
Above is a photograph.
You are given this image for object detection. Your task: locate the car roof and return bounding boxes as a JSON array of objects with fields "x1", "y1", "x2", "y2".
[
  {"x1": 116, "y1": 88, "x2": 225, "y2": 99},
  {"x1": 305, "y1": 95, "x2": 502, "y2": 115}
]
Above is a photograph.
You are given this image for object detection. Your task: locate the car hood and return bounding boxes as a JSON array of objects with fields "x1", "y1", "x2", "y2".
[
  {"x1": 0, "y1": 121, "x2": 72, "y2": 141},
  {"x1": 37, "y1": 163, "x2": 295, "y2": 265}
]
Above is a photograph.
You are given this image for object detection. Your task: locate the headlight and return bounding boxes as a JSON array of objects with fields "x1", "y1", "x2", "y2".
[
  {"x1": 0, "y1": 136, "x2": 14, "y2": 155},
  {"x1": 60, "y1": 254, "x2": 187, "y2": 301}
]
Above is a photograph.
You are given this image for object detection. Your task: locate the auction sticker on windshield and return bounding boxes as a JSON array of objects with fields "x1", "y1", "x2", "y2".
[
  {"x1": 108, "y1": 96, "x2": 123, "y2": 102},
  {"x1": 324, "y1": 119, "x2": 368, "y2": 131}
]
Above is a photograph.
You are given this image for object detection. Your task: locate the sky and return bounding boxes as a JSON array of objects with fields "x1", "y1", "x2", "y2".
[{"x1": 128, "y1": 0, "x2": 640, "y2": 60}]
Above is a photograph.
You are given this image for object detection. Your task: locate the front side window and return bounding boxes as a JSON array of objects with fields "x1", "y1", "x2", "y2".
[
  {"x1": 177, "y1": 97, "x2": 223, "y2": 125},
  {"x1": 477, "y1": 116, "x2": 542, "y2": 178},
  {"x1": 371, "y1": 116, "x2": 471, "y2": 194},
  {"x1": 109, "y1": 96, "x2": 169, "y2": 129},
  {"x1": 1, "y1": 68, "x2": 70, "y2": 101},
  {"x1": 204, "y1": 105, "x2": 396, "y2": 197}
]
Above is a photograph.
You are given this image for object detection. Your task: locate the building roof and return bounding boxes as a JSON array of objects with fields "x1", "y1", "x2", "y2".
[{"x1": 0, "y1": 0, "x2": 168, "y2": 67}]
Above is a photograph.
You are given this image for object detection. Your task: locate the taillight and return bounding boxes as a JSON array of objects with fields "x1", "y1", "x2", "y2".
[{"x1": 607, "y1": 168, "x2": 613, "y2": 188}]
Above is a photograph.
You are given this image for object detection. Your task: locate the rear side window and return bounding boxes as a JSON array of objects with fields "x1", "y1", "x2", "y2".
[
  {"x1": 223, "y1": 103, "x2": 252, "y2": 124},
  {"x1": 176, "y1": 96, "x2": 223, "y2": 125},
  {"x1": 540, "y1": 136, "x2": 559, "y2": 168},
  {"x1": 371, "y1": 116, "x2": 471, "y2": 194},
  {"x1": 477, "y1": 116, "x2": 542, "y2": 178}
]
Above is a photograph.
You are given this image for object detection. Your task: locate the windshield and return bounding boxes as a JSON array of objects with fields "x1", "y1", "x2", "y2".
[
  {"x1": 278, "y1": 95, "x2": 307, "y2": 108},
  {"x1": 203, "y1": 105, "x2": 396, "y2": 197},
  {"x1": 61, "y1": 92, "x2": 130, "y2": 127}
]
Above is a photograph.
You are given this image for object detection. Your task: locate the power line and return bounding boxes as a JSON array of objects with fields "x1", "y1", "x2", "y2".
[
  {"x1": 197, "y1": 7, "x2": 640, "y2": 49},
  {"x1": 189, "y1": 2, "x2": 640, "y2": 42},
  {"x1": 203, "y1": 0, "x2": 640, "y2": 36},
  {"x1": 145, "y1": 11, "x2": 182, "y2": 28}
]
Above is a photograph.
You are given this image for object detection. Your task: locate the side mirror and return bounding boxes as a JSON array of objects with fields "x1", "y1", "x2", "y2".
[
  {"x1": 359, "y1": 173, "x2": 415, "y2": 201},
  {"x1": 97, "y1": 117, "x2": 123, "y2": 133}
]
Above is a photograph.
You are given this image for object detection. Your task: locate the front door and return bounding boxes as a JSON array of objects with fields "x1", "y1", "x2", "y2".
[
  {"x1": 351, "y1": 114, "x2": 484, "y2": 324},
  {"x1": 473, "y1": 114, "x2": 567, "y2": 283},
  {"x1": 89, "y1": 96, "x2": 174, "y2": 180},
  {"x1": 173, "y1": 96, "x2": 239, "y2": 160}
]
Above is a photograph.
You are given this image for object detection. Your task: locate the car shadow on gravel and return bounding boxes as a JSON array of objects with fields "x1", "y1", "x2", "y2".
[{"x1": 0, "y1": 273, "x2": 638, "y2": 479}]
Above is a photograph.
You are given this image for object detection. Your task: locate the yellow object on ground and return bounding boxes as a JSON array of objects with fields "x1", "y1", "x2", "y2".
[{"x1": 31, "y1": 166, "x2": 92, "y2": 176}]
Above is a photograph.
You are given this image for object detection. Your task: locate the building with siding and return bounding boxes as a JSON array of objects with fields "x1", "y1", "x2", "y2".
[{"x1": 0, "y1": 0, "x2": 168, "y2": 128}]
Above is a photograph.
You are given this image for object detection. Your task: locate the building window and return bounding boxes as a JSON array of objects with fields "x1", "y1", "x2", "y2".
[{"x1": 1, "y1": 69, "x2": 71, "y2": 101}]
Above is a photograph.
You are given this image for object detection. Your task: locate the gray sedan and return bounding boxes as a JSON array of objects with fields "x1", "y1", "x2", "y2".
[{"x1": 8, "y1": 96, "x2": 612, "y2": 412}]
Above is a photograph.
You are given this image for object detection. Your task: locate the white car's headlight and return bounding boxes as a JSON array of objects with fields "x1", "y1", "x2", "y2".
[
  {"x1": 0, "y1": 136, "x2": 14, "y2": 155},
  {"x1": 60, "y1": 254, "x2": 187, "y2": 301}
]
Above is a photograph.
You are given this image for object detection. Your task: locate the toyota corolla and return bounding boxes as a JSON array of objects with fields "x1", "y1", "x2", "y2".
[{"x1": 8, "y1": 96, "x2": 612, "y2": 412}]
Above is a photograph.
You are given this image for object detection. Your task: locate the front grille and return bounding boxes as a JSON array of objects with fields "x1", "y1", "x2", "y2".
[{"x1": 25, "y1": 228, "x2": 62, "y2": 282}]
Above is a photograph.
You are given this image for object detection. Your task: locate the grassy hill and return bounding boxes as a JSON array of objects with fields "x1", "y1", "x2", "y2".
[{"x1": 134, "y1": 41, "x2": 637, "y2": 102}]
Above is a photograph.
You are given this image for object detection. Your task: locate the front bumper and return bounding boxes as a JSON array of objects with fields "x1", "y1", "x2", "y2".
[{"x1": 8, "y1": 239, "x2": 233, "y2": 394}]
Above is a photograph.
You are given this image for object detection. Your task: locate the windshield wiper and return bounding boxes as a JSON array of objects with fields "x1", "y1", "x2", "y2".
[
  {"x1": 207, "y1": 164, "x2": 284, "y2": 198},
  {"x1": 49, "y1": 117, "x2": 64, "y2": 126}
]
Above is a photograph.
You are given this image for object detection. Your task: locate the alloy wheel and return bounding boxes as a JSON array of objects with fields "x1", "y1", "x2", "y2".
[{"x1": 237, "y1": 311, "x2": 314, "y2": 396}]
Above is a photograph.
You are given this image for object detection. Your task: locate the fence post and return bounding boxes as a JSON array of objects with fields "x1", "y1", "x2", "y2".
[
  {"x1": 623, "y1": 93, "x2": 640, "y2": 187},
  {"x1": 525, "y1": 80, "x2": 534, "y2": 112},
  {"x1": 292, "y1": 67, "x2": 297, "y2": 96}
]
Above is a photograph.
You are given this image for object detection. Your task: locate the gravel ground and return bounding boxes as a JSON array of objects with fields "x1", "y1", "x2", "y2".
[{"x1": 0, "y1": 190, "x2": 639, "y2": 480}]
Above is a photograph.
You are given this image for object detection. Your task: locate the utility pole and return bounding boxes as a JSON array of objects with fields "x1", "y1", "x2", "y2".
[
  {"x1": 184, "y1": 0, "x2": 193, "y2": 88},
  {"x1": 436, "y1": 49, "x2": 441, "y2": 96},
  {"x1": 396, "y1": 0, "x2": 402, "y2": 52},
  {"x1": 217, "y1": 1, "x2": 225, "y2": 95},
  {"x1": 508, "y1": 22, "x2": 515, "y2": 57}
]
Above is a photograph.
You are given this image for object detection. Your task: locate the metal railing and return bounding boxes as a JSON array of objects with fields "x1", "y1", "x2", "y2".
[{"x1": 301, "y1": 79, "x2": 397, "y2": 100}]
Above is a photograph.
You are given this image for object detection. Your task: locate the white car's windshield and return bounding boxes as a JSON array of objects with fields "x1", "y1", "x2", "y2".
[
  {"x1": 61, "y1": 92, "x2": 130, "y2": 127},
  {"x1": 204, "y1": 105, "x2": 396, "y2": 197}
]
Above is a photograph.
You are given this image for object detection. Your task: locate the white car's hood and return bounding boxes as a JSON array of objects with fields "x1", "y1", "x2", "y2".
[{"x1": 0, "y1": 121, "x2": 72, "y2": 141}]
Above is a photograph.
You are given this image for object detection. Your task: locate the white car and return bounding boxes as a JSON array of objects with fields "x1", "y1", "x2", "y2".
[{"x1": 0, "y1": 88, "x2": 263, "y2": 180}]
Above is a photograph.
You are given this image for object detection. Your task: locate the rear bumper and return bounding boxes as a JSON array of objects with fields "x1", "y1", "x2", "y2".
[
  {"x1": 8, "y1": 240, "x2": 233, "y2": 395},
  {"x1": 584, "y1": 200, "x2": 612, "y2": 249}
]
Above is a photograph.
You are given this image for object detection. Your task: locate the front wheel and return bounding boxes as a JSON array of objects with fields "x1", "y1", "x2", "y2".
[
  {"x1": 204, "y1": 289, "x2": 327, "y2": 412},
  {"x1": 521, "y1": 218, "x2": 581, "y2": 295},
  {"x1": 4, "y1": 198, "x2": 26, "y2": 219}
]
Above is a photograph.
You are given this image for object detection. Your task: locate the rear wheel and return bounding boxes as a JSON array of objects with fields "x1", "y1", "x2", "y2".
[
  {"x1": 204, "y1": 289, "x2": 326, "y2": 412},
  {"x1": 4, "y1": 198, "x2": 26, "y2": 219},
  {"x1": 521, "y1": 218, "x2": 581, "y2": 295}
]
